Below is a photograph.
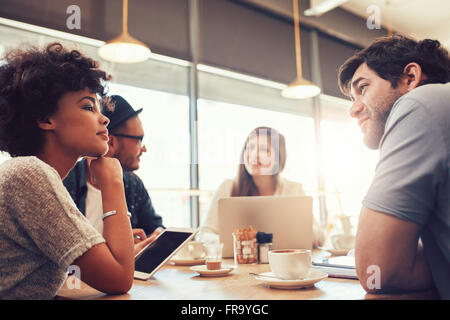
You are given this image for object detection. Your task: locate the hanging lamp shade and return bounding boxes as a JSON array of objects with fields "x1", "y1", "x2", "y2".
[
  {"x1": 98, "y1": 32, "x2": 151, "y2": 63},
  {"x1": 281, "y1": 76, "x2": 321, "y2": 99},
  {"x1": 281, "y1": 0, "x2": 321, "y2": 99},
  {"x1": 98, "y1": 0, "x2": 151, "y2": 63}
]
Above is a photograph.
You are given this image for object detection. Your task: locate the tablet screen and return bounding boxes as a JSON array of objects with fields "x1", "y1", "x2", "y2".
[{"x1": 135, "y1": 230, "x2": 194, "y2": 274}]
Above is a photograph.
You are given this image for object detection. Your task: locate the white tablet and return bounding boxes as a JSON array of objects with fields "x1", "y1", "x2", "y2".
[
  {"x1": 312, "y1": 256, "x2": 358, "y2": 279},
  {"x1": 134, "y1": 227, "x2": 198, "y2": 280}
]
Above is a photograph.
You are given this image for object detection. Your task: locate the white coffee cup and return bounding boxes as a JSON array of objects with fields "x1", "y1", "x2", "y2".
[
  {"x1": 331, "y1": 234, "x2": 355, "y2": 250},
  {"x1": 175, "y1": 241, "x2": 206, "y2": 260},
  {"x1": 268, "y1": 249, "x2": 311, "y2": 280}
]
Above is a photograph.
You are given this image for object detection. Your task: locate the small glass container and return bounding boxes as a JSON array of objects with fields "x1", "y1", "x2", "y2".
[
  {"x1": 233, "y1": 231, "x2": 258, "y2": 264},
  {"x1": 205, "y1": 242, "x2": 224, "y2": 270},
  {"x1": 257, "y1": 232, "x2": 273, "y2": 264}
]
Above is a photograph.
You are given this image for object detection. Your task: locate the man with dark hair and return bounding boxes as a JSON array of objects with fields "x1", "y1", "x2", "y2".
[
  {"x1": 338, "y1": 35, "x2": 450, "y2": 299},
  {"x1": 64, "y1": 95, "x2": 164, "y2": 243}
]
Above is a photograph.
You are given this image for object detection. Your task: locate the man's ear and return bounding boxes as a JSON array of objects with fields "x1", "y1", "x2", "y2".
[
  {"x1": 37, "y1": 118, "x2": 55, "y2": 131},
  {"x1": 105, "y1": 134, "x2": 117, "y2": 157},
  {"x1": 402, "y1": 62, "x2": 425, "y2": 92}
]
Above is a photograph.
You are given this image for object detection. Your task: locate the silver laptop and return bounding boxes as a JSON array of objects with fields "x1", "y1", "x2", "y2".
[{"x1": 218, "y1": 196, "x2": 313, "y2": 258}]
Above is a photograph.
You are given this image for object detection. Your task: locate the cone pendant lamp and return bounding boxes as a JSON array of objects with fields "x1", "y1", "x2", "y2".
[
  {"x1": 282, "y1": 0, "x2": 321, "y2": 99},
  {"x1": 98, "y1": 0, "x2": 151, "y2": 63}
]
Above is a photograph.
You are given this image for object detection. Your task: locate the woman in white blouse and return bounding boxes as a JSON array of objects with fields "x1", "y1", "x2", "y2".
[{"x1": 200, "y1": 126, "x2": 324, "y2": 248}]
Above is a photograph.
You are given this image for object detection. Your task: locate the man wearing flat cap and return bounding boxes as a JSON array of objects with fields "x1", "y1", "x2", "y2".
[{"x1": 64, "y1": 95, "x2": 164, "y2": 245}]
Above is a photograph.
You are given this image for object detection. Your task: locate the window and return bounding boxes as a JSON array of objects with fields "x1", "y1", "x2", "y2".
[
  {"x1": 197, "y1": 98, "x2": 319, "y2": 226},
  {"x1": 320, "y1": 97, "x2": 379, "y2": 236},
  {"x1": 107, "y1": 82, "x2": 191, "y2": 227},
  {"x1": 0, "y1": 22, "x2": 380, "y2": 234}
]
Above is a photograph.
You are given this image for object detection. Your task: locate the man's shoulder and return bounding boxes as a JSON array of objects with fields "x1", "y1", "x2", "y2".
[
  {"x1": 388, "y1": 84, "x2": 450, "y2": 145},
  {"x1": 63, "y1": 159, "x2": 86, "y2": 188},
  {"x1": 397, "y1": 83, "x2": 450, "y2": 111},
  {"x1": 408, "y1": 82, "x2": 450, "y2": 98},
  {"x1": 123, "y1": 170, "x2": 145, "y2": 188}
]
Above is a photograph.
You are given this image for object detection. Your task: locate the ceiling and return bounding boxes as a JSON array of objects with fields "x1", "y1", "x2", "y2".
[{"x1": 341, "y1": 0, "x2": 450, "y2": 49}]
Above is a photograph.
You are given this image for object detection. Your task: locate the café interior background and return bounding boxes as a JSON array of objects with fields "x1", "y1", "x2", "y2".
[{"x1": 1, "y1": 0, "x2": 448, "y2": 238}]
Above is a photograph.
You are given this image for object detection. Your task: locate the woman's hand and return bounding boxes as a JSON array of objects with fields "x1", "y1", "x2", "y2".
[
  {"x1": 133, "y1": 228, "x2": 147, "y2": 244},
  {"x1": 133, "y1": 228, "x2": 164, "y2": 256},
  {"x1": 88, "y1": 156, "x2": 123, "y2": 189}
]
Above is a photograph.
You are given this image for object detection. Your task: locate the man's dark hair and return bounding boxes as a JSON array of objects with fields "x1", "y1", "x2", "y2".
[
  {"x1": 0, "y1": 42, "x2": 112, "y2": 157},
  {"x1": 338, "y1": 34, "x2": 450, "y2": 97}
]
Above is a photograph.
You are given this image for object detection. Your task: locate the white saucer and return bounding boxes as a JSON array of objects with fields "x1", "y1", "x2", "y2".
[
  {"x1": 320, "y1": 247, "x2": 351, "y2": 256},
  {"x1": 190, "y1": 265, "x2": 233, "y2": 277},
  {"x1": 254, "y1": 270, "x2": 328, "y2": 289},
  {"x1": 171, "y1": 258, "x2": 205, "y2": 266}
]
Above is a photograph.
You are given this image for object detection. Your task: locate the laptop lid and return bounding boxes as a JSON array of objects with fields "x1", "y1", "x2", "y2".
[{"x1": 218, "y1": 195, "x2": 313, "y2": 258}]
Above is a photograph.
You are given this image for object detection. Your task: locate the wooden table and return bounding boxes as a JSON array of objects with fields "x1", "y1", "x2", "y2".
[{"x1": 56, "y1": 252, "x2": 438, "y2": 300}]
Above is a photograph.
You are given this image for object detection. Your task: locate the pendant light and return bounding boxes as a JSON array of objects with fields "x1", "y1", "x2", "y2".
[
  {"x1": 98, "y1": 0, "x2": 151, "y2": 63},
  {"x1": 282, "y1": 0, "x2": 321, "y2": 99}
]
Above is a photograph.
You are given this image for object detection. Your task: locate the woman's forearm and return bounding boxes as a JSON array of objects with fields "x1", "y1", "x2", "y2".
[{"x1": 101, "y1": 179, "x2": 134, "y2": 269}]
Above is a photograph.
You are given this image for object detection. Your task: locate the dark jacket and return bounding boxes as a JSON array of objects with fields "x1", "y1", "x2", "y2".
[{"x1": 63, "y1": 159, "x2": 164, "y2": 235}]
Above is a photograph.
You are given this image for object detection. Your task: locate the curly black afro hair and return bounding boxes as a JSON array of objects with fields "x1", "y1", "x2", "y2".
[{"x1": 0, "y1": 42, "x2": 112, "y2": 157}]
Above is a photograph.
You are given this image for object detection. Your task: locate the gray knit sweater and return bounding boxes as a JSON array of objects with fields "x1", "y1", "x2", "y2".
[{"x1": 0, "y1": 156, "x2": 105, "y2": 299}]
